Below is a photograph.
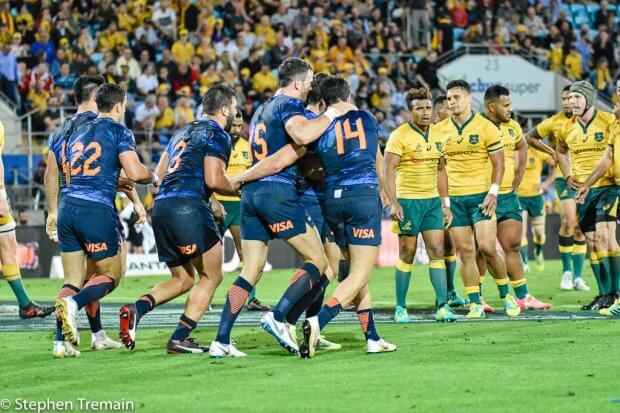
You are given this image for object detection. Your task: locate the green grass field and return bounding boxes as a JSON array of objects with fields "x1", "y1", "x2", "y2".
[{"x1": 1, "y1": 261, "x2": 618, "y2": 413}]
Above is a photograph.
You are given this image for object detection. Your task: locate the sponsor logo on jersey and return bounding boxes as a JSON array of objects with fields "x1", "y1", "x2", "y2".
[
  {"x1": 86, "y1": 242, "x2": 108, "y2": 253},
  {"x1": 352, "y1": 228, "x2": 375, "y2": 239},
  {"x1": 178, "y1": 244, "x2": 197, "y2": 255},
  {"x1": 269, "y1": 220, "x2": 294, "y2": 233}
]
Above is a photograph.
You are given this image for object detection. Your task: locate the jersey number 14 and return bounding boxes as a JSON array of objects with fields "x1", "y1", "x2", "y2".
[{"x1": 335, "y1": 118, "x2": 366, "y2": 155}]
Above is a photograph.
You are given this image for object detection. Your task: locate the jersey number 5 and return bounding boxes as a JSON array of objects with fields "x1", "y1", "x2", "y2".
[
  {"x1": 168, "y1": 140, "x2": 188, "y2": 173},
  {"x1": 250, "y1": 122, "x2": 268, "y2": 161},
  {"x1": 69, "y1": 141, "x2": 102, "y2": 176},
  {"x1": 335, "y1": 118, "x2": 366, "y2": 155}
]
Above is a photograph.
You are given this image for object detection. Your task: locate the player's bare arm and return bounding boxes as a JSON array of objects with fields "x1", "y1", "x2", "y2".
[
  {"x1": 231, "y1": 143, "x2": 307, "y2": 185},
  {"x1": 438, "y1": 157, "x2": 452, "y2": 228},
  {"x1": 525, "y1": 128, "x2": 555, "y2": 158},
  {"x1": 375, "y1": 150, "x2": 389, "y2": 207},
  {"x1": 555, "y1": 140, "x2": 575, "y2": 189},
  {"x1": 512, "y1": 136, "x2": 528, "y2": 190},
  {"x1": 481, "y1": 149, "x2": 504, "y2": 216},
  {"x1": 284, "y1": 101, "x2": 356, "y2": 145},
  {"x1": 44, "y1": 151, "x2": 59, "y2": 239},
  {"x1": 204, "y1": 156, "x2": 237, "y2": 196},
  {"x1": 209, "y1": 195, "x2": 227, "y2": 220},
  {"x1": 576, "y1": 145, "x2": 613, "y2": 203},
  {"x1": 383, "y1": 151, "x2": 402, "y2": 221},
  {"x1": 119, "y1": 151, "x2": 155, "y2": 184}
]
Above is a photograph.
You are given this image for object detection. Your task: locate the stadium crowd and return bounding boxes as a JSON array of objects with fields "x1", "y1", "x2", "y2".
[{"x1": 1, "y1": 0, "x2": 620, "y2": 154}]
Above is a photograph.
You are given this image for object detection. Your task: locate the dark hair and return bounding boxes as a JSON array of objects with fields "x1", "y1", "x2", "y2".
[
  {"x1": 446, "y1": 79, "x2": 471, "y2": 94},
  {"x1": 319, "y1": 76, "x2": 350, "y2": 106},
  {"x1": 235, "y1": 108, "x2": 243, "y2": 119},
  {"x1": 202, "y1": 84, "x2": 235, "y2": 115},
  {"x1": 405, "y1": 87, "x2": 432, "y2": 108},
  {"x1": 433, "y1": 95, "x2": 447, "y2": 107},
  {"x1": 307, "y1": 72, "x2": 330, "y2": 106},
  {"x1": 562, "y1": 84, "x2": 572, "y2": 92},
  {"x1": 73, "y1": 74, "x2": 105, "y2": 105},
  {"x1": 95, "y1": 83, "x2": 126, "y2": 112},
  {"x1": 483, "y1": 84, "x2": 510, "y2": 104},
  {"x1": 278, "y1": 57, "x2": 312, "y2": 88}
]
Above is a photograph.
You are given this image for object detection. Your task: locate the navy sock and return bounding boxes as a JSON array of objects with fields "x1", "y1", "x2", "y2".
[
  {"x1": 215, "y1": 277, "x2": 253, "y2": 344},
  {"x1": 285, "y1": 275, "x2": 329, "y2": 324},
  {"x1": 72, "y1": 275, "x2": 115, "y2": 310},
  {"x1": 306, "y1": 276, "x2": 330, "y2": 318},
  {"x1": 135, "y1": 294, "x2": 156, "y2": 318},
  {"x1": 56, "y1": 284, "x2": 80, "y2": 341},
  {"x1": 357, "y1": 309, "x2": 380, "y2": 341},
  {"x1": 85, "y1": 301, "x2": 102, "y2": 333},
  {"x1": 317, "y1": 297, "x2": 343, "y2": 330},
  {"x1": 338, "y1": 259, "x2": 350, "y2": 282},
  {"x1": 170, "y1": 314, "x2": 197, "y2": 341},
  {"x1": 272, "y1": 263, "x2": 321, "y2": 322}
]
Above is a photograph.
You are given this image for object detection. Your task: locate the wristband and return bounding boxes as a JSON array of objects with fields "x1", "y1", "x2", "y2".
[
  {"x1": 442, "y1": 197, "x2": 450, "y2": 207},
  {"x1": 323, "y1": 107, "x2": 339, "y2": 122},
  {"x1": 151, "y1": 173, "x2": 161, "y2": 187},
  {"x1": 488, "y1": 183, "x2": 499, "y2": 196}
]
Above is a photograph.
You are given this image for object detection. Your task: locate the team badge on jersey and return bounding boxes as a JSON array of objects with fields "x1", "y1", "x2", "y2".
[
  {"x1": 436, "y1": 142, "x2": 443, "y2": 152},
  {"x1": 595, "y1": 132, "x2": 604, "y2": 142},
  {"x1": 508, "y1": 128, "x2": 515, "y2": 137},
  {"x1": 469, "y1": 134, "x2": 479, "y2": 145},
  {"x1": 243, "y1": 151, "x2": 249, "y2": 159}
]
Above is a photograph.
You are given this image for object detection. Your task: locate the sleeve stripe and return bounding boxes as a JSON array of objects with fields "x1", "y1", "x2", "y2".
[{"x1": 488, "y1": 147, "x2": 504, "y2": 154}]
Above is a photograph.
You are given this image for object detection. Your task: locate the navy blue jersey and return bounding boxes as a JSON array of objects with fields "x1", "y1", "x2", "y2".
[
  {"x1": 296, "y1": 109, "x2": 326, "y2": 196},
  {"x1": 315, "y1": 110, "x2": 379, "y2": 188},
  {"x1": 248, "y1": 94, "x2": 305, "y2": 185},
  {"x1": 48, "y1": 111, "x2": 98, "y2": 189},
  {"x1": 156, "y1": 119, "x2": 232, "y2": 201},
  {"x1": 61, "y1": 117, "x2": 136, "y2": 208}
]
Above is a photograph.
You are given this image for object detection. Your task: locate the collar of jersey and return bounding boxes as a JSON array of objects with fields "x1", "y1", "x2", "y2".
[
  {"x1": 576, "y1": 109, "x2": 597, "y2": 133},
  {"x1": 479, "y1": 112, "x2": 501, "y2": 129},
  {"x1": 450, "y1": 111, "x2": 475, "y2": 135},
  {"x1": 407, "y1": 121, "x2": 429, "y2": 141}
]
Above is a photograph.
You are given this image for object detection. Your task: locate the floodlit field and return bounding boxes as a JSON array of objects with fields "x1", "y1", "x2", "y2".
[{"x1": 1, "y1": 261, "x2": 618, "y2": 413}]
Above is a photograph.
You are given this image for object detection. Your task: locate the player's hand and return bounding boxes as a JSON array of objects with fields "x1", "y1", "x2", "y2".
[
  {"x1": 566, "y1": 175, "x2": 580, "y2": 191},
  {"x1": 230, "y1": 177, "x2": 243, "y2": 193},
  {"x1": 443, "y1": 206, "x2": 453, "y2": 228},
  {"x1": 511, "y1": 176, "x2": 523, "y2": 191},
  {"x1": 0, "y1": 197, "x2": 8, "y2": 217},
  {"x1": 330, "y1": 101, "x2": 357, "y2": 117},
  {"x1": 117, "y1": 176, "x2": 136, "y2": 193},
  {"x1": 46, "y1": 213, "x2": 58, "y2": 242},
  {"x1": 133, "y1": 202, "x2": 147, "y2": 225},
  {"x1": 480, "y1": 193, "x2": 497, "y2": 216},
  {"x1": 390, "y1": 201, "x2": 403, "y2": 221},
  {"x1": 575, "y1": 185, "x2": 589, "y2": 204},
  {"x1": 210, "y1": 199, "x2": 227, "y2": 220}
]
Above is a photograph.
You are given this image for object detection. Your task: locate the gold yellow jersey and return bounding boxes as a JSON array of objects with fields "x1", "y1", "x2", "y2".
[
  {"x1": 558, "y1": 110, "x2": 615, "y2": 188},
  {"x1": 518, "y1": 147, "x2": 552, "y2": 197},
  {"x1": 536, "y1": 111, "x2": 571, "y2": 178},
  {"x1": 606, "y1": 121, "x2": 620, "y2": 185},
  {"x1": 216, "y1": 137, "x2": 251, "y2": 202},
  {"x1": 495, "y1": 117, "x2": 524, "y2": 194},
  {"x1": 436, "y1": 112, "x2": 504, "y2": 196},
  {"x1": 385, "y1": 122, "x2": 444, "y2": 199}
]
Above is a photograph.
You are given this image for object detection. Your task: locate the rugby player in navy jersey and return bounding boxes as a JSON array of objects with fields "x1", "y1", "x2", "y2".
[
  {"x1": 45, "y1": 75, "x2": 145, "y2": 357},
  {"x1": 209, "y1": 58, "x2": 354, "y2": 358},
  {"x1": 55, "y1": 84, "x2": 157, "y2": 348},
  {"x1": 118, "y1": 85, "x2": 239, "y2": 354},
  {"x1": 299, "y1": 77, "x2": 397, "y2": 358}
]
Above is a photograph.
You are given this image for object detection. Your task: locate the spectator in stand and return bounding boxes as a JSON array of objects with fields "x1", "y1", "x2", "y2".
[
  {"x1": 0, "y1": 41, "x2": 19, "y2": 107},
  {"x1": 155, "y1": 94, "x2": 174, "y2": 145},
  {"x1": 115, "y1": 46, "x2": 141, "y2": 81},
  {"x1": 565, "y1": 43, "x2": 583, "y2": 80},
  {"x1": 43, "y1": 96, "x2": 62, "y2": 132},
  {"x1": 136, "y1": 63, "x2": 158, "y2": 100},
  {"x1": 407, "y1": 0, "x2": 431, "y2": 49},
  {"x1": 252, "y1": 63, "x2": 277, "y2": 94},
  {"x1": 152, "y1": 0, "x2": 177, "y2": 44},
  {"x1": 451, "y1": 0, "x2": 469, "y2": 29},
  {"x1": 171, "y1": 28, "x2": 195, "y2": 65},
  {"x1": 174, "y1": 92, "x2": 194, "y2": 129},
  {"x1": 135, "y1": 94, "x2": 160, "y2": 132},
  {"x1": 592, "y1": 29, "x2": 615, "y2": 72},
  {"x1": 590, "y1": 57, "x2": 613, "y2": 99},
  {"x1": 548, "y1": 39, "x2": 565, "y2": 72},
  {"x1": 17, "y1": 209, "x2": 28, "y2": 226}
]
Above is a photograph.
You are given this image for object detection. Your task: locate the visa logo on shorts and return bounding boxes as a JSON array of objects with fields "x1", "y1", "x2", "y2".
[
  {"x1": 85, "y1": 242, "x2": 108, "y2": 253},
  {"x1": 353, "y1": 228, "x2": 375, "y2": 239},
  {"x1": 269, "y1": 220, "x2": 294, "y2": 233},
  {"x1": 178, "y1": 244, "x2": 197, "y2": 255}
]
